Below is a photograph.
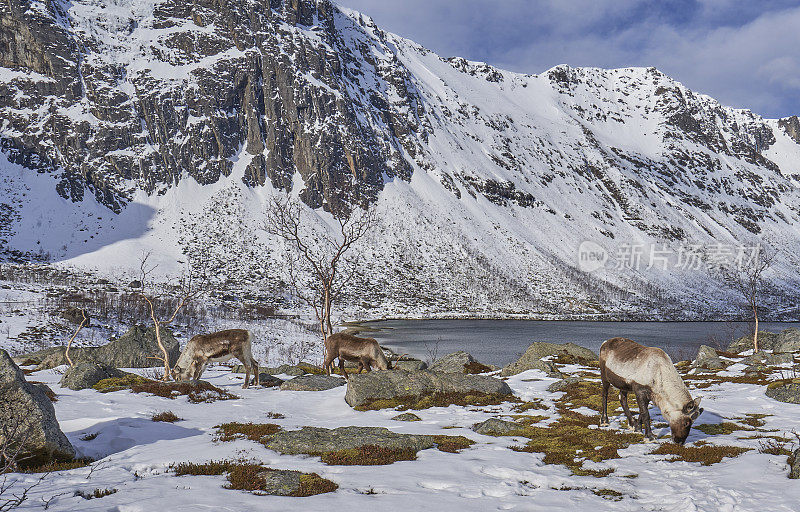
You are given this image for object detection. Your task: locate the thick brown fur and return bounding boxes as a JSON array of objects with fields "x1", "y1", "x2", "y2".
[
  {"x1": 173, "y1": 329, "x2": 259, "y2": 388},
  {"x1": 599, "y1": 337, "x2": 702, "y2": 444},
  {"x1": 323, "y1": 333, "x2": 391, "y2": 379}
]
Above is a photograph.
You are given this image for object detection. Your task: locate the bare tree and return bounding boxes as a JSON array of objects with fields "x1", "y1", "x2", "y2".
[
  {"x1": 64, "y1": 309, "x2": 88, "y2": 368},
  {"x1": 721, "y1": 244, "x2": 775, "y2": 352},
  {"x1": 265, "y1": 195, "x2": 377, "y2": 344},
  {"x1": 137, "y1": 252, "x2": 209, "y2": 380}
]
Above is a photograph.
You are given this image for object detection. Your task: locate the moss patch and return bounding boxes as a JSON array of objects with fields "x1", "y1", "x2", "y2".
[
  {"x1": 432, "y1": 435, "x2": 475, "y2": 453},
  {"x1": 650, "y1": 443, "x2": 751, "y2": 465},
  {"x1": 22, "y1": 457, "x2": 94, "y2": 473},
  {"x1": 513, "y1": 399, "x2": 547, "y2": 412},
  {"x1": 151, "y1": 411, "x2": 181, "y2": 423},
  {"x1": 214, "y1": 422, "x2": 282, "y2": 442},
  {"x1": 593, "y1": 488, "x2": 623, "y2": 501},
  {"x1": 95, "y1": 376, "x2": 238, "y2": 403},
  {"x1": 355, "y1": 391, "x2": 517, "y2": 411},
  {"x1": 316, "y1": 445, "x2": 418, "y2": 465},
  {"x1": 694, "y1": 422, "x2": 754, "y2": 436},
  {"x1": 294, "y1": 473, "x2": 339, "y2": 497},
  {"x1": 464, "y1": 361, "x2": 493, "y2": 374}
]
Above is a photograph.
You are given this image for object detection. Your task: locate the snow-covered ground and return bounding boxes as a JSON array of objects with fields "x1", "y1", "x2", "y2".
[{"x1": 5, "y1": 359, "x2": 800, "y2": 511}]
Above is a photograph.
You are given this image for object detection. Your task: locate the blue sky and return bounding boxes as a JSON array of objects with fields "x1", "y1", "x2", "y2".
[{"x1": 339, "y1": 0, "x2": 800, "y2": 119}]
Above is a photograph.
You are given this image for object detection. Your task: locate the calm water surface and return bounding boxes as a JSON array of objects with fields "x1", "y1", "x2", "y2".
[{"x1": 362, "y1": 320, "x2": 800, "y2": 366}]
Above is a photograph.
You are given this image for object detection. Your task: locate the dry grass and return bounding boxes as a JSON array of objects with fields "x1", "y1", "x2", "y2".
[
  {"x1": 171, "y1": 460, "x2": 337, "y2": 497},
  {"x1": 151, "y1": 411, "x2": 181, "y2": 423},
  {"x1": 463, "y1": 361, "x2": 493, "y2": 374},
  {"x1": 592, "y1": 488, "x2": 624, "y2": 501},
  {"x1": 432, "y1": 435, "x2": 475, "y2": 453},
  {"x1": 75, "y1": 488, "x2": 117, "y2": 500},
  {"x1": 355, "y1": 391, "x2": 517, "y2": 411},
  {"x1": 214, "y1": 422, "x2": 282, "y2": 442},
  {"x1": 650, "y1": 443, "x2": 751, "y2": 465},
  {"x1": 316, "y1": 445, "x2": 418, "y2": 465},
  {"x1": 22, "y1": 457, "x2": 94, "y2": 473},
  {"x1": 94, "y1": 375, "x2": 238, "y2": 403},
  {"x1": 513, "y1": 399, "x2": 548, "y2": 412}
]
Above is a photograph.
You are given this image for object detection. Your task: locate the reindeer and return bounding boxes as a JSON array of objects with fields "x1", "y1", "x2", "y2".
[
  {"x1": 599, "y1": 337, "x2": 703, "y2": 444},
  {"x1": 172, "y1": 329, "x2": 260, "y2": 388},
  {"x1": 323, "y1": 332, "x2": 393, "y2": 379}
]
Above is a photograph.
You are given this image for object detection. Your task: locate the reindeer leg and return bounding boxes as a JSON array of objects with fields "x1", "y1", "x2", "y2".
[
  {"x1": 361, "y1": 357, "x2": 372, "y2": 372},
  {"x1": 251, "y1": 358, "x2": 260, "y2": 387},
  {"x1": 338, "y1": 358, "x2": 348, "y2": 380},
  {"x1": 323, "y1": 353, "x2": 335, "y2": 376},
  {"x1": 620, "y1": 391, "x2": 636, "y2": 431},
  {"x1": 600, "y1": 379, "x2": 610, "y2": 427},
  {"x1": 242, "y1": 360, "x2": 251, "y2": 389},
  {"x1": 636, "y1": 390, "x2": 654, "y2": 440}
]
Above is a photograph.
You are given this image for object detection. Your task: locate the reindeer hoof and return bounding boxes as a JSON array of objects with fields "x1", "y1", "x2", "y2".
[
  {"x1": 643, "y1": 436, "x2": 657, "y2": 443},
  {"x1": 599, "y1": 421, "x2": 610, "y2": 427}
]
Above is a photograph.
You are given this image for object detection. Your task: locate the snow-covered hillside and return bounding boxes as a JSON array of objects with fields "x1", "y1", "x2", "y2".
[{"x1": 1, "y1": 0, "x2": 799, "y2": 319}]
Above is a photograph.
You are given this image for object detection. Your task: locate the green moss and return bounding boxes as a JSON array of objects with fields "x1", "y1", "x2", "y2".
[
  {"x1": 694, "y1": 422, "x2": 753, "y2": 436},
  {"x1": 513, "y1": 399, "x2": 547, "y2": 412},
  {"x1": 650, "y1": 443, "x2": 751, "y2": 465},
  {"x1": 355, "y1": 391, "x2": 517, "y2": 411},
  {"x1": 293, "y1": 473, "x2": 339, "y2": 497},
  {"x1": 93, "y1": 374, "x2": 151, "y2": 392},
  {"x1": 316, "y1": 445, "x2": 418, "y2": 465}
]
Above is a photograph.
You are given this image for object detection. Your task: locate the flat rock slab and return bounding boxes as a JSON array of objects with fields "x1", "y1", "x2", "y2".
[
  {"x1": 546, "y1": 375, "x2": 583, "y2": 393},
  {"x1": 280, "y1": 375, "x2": 345, "y2": 391},
  {"x1": 765, "y1": 381, "x2": 800, "y2": 404},
  {"x1": 59, "y1": 362, "x2": 128, "y2": 391},
  {"x1": 262, "y1": 426, "x2": 435, "y2": 455},
  {"x1": 392, "y1": 413, "x2": 422, "y2": 422},
  {"x1": 258, "y1": 469, "x2": 304, "y2": 496},
  {"x1": 344, "y1": 370, "x2": 513, "y2": 408},
  {"x1": 472, "y1": 418, "x2": 520, "y2": 435}
]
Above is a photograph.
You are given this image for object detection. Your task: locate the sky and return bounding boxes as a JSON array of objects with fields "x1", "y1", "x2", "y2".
[{"x1": 338, "y1": 0, "x2": 800, "y2": 119}]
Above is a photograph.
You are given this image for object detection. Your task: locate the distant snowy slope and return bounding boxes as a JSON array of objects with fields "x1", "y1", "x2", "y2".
[{"x1": 1, "y1": 0, "x2": 799, "y2": 319}]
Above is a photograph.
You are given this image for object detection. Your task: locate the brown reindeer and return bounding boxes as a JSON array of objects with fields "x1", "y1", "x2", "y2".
[
  {"x1": 599, "y1": 337, "x2": 703, "y2": 444},
  {"x1": 323, "y1": 332, "x2": 392, "y2": 379},
  {"x1": 172, "y1": 329, "x2": 260, "y2": 388}
]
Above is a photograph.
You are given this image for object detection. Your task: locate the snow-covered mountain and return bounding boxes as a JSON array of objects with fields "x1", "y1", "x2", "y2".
[{"x1": 1, "y1": 0, "x2": 799, "y2": 319}]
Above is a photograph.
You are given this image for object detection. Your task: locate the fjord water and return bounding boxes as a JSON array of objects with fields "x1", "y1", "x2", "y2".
[{"x1": 365, "y1": 320, "x2": 800, "y2": 366}]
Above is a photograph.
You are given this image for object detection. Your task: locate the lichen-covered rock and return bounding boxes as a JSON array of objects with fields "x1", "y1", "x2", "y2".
[
  {"x1": 59, "y1": 362, "x2": 128, "y2": 391},
  {"x1": 728, "y1": 331, "x2": 779, "y2": 353},
  {"x1": 790, "y1": 448, "x2": 800, "y2": 479},
  {"x1": 471, "y1": 418, "x2": 519, "y2": 435},
  {"x1": 262, "y1": 426, "x2": 435, "y2": 455},
  {"x1": 256, "y1": 469, "x2": 304, "y2": 496},
  {"x1": 546, "y1": 375, "x2": 583, "y2": 392},
  {"x1": 255, "y1": 374, "x2": 284, "y2": 387},
  {"x1": 0, "y1": 349, "x2": 75, "y2": 465},
  {"x1": 391, "y1": 413, "x2": 422, "y2": 422},
  {"x1": 775, "y1": 329, "x2": 800, "y2": 353},
  {"x1": 343, "y1": 370, "x2": 513, "y2": 408},
  {"x1": 15, "y1": 325, "x2": 179, "y2": 370},
  {"x1": 742, "y1": 351, "x2": 793, "y2": 366},
  {"x1": 394, "y1": 360, "x2": 428, "y2": 371},
  {"x1": 693, "y1": 345, "x2": 725, "y2": 369},
  {"x1": 279, "y1": 375, "x2": 345, "y2": 391},
  {"x1": 765, "y1": 381, "x2": 800, "y2": 404},
  {"x1": 430, "y1": 351, "x2": 476, "y2": 373},
  {"x1": 500, "y1": 342, "x2": 595, "y2": 378}
]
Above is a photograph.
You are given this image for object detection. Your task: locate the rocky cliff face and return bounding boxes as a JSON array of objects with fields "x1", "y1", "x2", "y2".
[
  {"x1": 0, "y1": 0, "x2": 421, "y2": 212},
  {"x1": 1, "y1": 0, "x2": 800, "y2": 318}
]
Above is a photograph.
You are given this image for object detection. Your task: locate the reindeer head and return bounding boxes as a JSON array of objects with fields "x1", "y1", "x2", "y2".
[
  {"x1": 171, "y1": 364, "x2": 191, "y2": 382},
  {"x1": 670, "y1": 397, "x2": 703, "y2": 444}
]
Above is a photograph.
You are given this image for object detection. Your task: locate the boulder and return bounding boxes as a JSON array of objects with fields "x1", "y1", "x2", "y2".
[
  {"x1": 0, "y1": 350, "x2": 75, "y2": 465},
  {"x1": 59, "y1": 362, "x2": 128, "y2": 391},
  {"x1": 14, "y1": 325, "x2": 180, "y2": 370},
  {"x1": 255, "y1": 374, "x2": 284, "y2": 387},
  {"x1": 765, "y1": 381, "x2": 800, "y2": 404},
  {"x1": 742, "y1": 351, "x2": 793, "y2": 366},
  {"x1": 500, "y1": 342, "x2": 595, "y2": 377},
  {"x1": 391, "y1": 413, "x2": 422, "y2": 422},
  {"x1": 262, "y1": 426, "x2": 435, "y2": 455},
  {"x1": 255, "y1": 469, "x2": 305, "y2": 496},
  {"x1": 92, "y1": 325, "x2": 180, "y2": 368},
  {"x1": 471, "y1": 418, "x2": 519, "y2": 435},
  {"x1": 546, "y1": 375, "x2": 583, "y2": 393},
  {"x1": 728, "y1": 331, "x2": 779, "y2": 353},
  {"x1": 775, "y1": 329, "x2": 800, "y2": 353},
  {"x1": 394, "y1": 360, "x2": 428, "y2": 371},
  {"x1": 344, "y1": 370, "x2": 513, "y2": 408},
  {"x1": 693, "y1": 345, "x2": 725, "y2": 369},
  {"x1": 247, "y1": 364, "x2": 306, "y2": 377},
  {"x1": 279, "y1": 375, "x2": 345, "y2": 391},
  {"x1": 430, "y1": 351, "x2": 476, "y2": 373}
]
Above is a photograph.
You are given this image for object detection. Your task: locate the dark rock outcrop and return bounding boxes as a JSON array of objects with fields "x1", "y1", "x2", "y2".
[
  {"x1": 775, "y1": 329, "x2": 800, "y2": 353},
  {"x1": 765, "y1": 381, "x2": 800, "y2": 404},
  {"x1": 343, "y1": 370, "x2": 513, "y2": 408},
  {"x1": 0, "y1": 349, "x2": 75, "y2": 465}
]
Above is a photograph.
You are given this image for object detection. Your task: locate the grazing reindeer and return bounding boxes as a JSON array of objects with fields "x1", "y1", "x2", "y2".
[
  {"x1": 599, "y1": 337, "x2": 703, "y2": 444},
  {"x1": 172, "y1": 329, "x2": 260, "y2": 388},
  {"x1": 323, "y1": 333, "x2": 392, "y2": 379}
]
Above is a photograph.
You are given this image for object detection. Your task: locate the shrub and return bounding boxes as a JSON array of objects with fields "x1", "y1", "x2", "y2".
[{"x1": 151, "y1": 411, "x2": 181, "y2": 423}]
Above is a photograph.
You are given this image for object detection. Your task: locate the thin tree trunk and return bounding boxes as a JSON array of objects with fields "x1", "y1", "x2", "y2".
[
  {"x1": 64, "y1": 310, "x2": 88, "y2": 368},
  {"x1": 753, "y1": 306, "x2": 759, "y2": 353}
]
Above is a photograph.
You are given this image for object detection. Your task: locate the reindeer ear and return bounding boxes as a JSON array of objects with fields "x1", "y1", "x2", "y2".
[{"x1": 693, "y1": 397, "x2": 702, "y2": 408}]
